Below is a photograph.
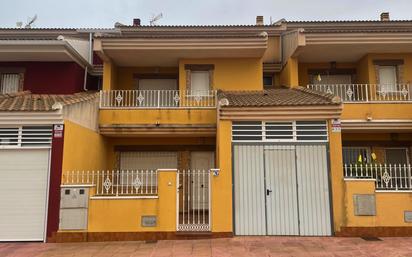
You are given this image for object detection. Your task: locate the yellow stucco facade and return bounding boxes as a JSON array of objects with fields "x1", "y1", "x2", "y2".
[
  {"x1": 88, "y1": 170, "x2": 177, "y2": 232},
  {"x1": 62, "y1": 120, "x2": 108, "y2": 173},
  {"x1": 59, "y1": 30, "x2": 412, "y2": 240},
  {"x1": 343, "y1": 180, "x2": 412, "y2": 227}
]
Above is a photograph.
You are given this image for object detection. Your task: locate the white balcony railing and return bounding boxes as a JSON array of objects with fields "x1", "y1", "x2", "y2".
[
  {"x1": 62, "y1": 170, "x2": 158, "y2": 197},
  {"x1": 344, "y1": 163, "x2": 412, "y2": 191},
  {"x1": 99, "y1": 90, "x2": 217, "y2": 109},
  {"x1": 307, "y1": 84, "x2": 412, "y2": 102}
]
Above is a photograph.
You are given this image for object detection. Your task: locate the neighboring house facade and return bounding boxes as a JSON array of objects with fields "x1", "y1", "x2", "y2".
[
  {"x1": 0, "y1": 28, "x2": 103, "y2": 242},
  {"x1": 1, "y1": 13, "x2": 411, "y2": 243}
]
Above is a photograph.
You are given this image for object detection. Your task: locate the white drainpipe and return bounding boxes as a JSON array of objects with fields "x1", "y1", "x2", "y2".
[{"x1": 83, "y1": 32, "x2": 93, "y2": 91}]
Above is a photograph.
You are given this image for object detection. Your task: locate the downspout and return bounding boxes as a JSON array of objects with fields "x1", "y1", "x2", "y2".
[
  {"x1": 83, "y1": 32, "x2": 93, "y2": 91},
  {"x1": 83, "y1": 66, "x2": 88, "y2": 91}
]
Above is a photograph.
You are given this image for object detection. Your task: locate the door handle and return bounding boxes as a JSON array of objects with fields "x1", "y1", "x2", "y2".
[{"x1": 266, "y1": 189, "x2": 272, "y2": 196}]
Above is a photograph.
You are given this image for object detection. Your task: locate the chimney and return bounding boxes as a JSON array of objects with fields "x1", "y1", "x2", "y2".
[
  {"x1": 133, "y1": 18, "x2": 141, "y2": 26},
  {"x1": 256, "y1": 16, "x2": 264, "y2": 26},
  {"x1": 380, "y1": 12, "x2": 390, "y2": 21}
]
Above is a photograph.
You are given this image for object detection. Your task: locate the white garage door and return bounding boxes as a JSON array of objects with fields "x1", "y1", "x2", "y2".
[
  {"x1": 232, "y1": 121, "x2": 331, "y2": 236},
  {"x1": 233, "y1": 144, "x2": 332, "y2": 236},
  {"x1": 0, "y1": 149, "x2": 50, "y2": 241}
]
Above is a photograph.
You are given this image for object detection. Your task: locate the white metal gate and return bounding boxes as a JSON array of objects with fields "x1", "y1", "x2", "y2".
[
  {"x1": 176, "y1": 169, "x2": 211, "y2": 232},
  {"x1": 233, "y1": 144, "x2": 332, "y2": 236}
]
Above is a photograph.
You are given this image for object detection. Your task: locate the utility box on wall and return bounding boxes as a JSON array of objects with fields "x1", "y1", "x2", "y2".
[
  {"x1": 353, "y1": 194, "x2": 376, "y2": 216},
  {"x1": 59, "y1": 187, "x2": 89, "y2": 230}
]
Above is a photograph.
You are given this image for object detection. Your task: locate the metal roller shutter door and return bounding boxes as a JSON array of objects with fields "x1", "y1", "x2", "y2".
[
  {"x1": 0, "y1": 149, "x2": 50, "y2": 241},
  {"x1": 120, "y1": 151, "x2": 178, "y2": 170}
]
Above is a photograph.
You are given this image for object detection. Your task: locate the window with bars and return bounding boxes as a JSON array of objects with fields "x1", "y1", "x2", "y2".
[
  {"x1": 0, "y1": 126, "x2": 52, "y2": 148},
  {"x1": 232, "y1": 121, "x2": 328, "y2": 142}
]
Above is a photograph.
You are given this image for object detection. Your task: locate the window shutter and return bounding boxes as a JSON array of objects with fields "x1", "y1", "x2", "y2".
[
  {"x1": 378, "y1": 66, "x2": 397, "y2": 92},
  {"x1": 208, "y1": 69, "x2": 214, "y2": 89},
  {"x1": 1, "y1": 74, "x2": 21, "y2": 94},
  {"x1": 184, "y1": 64, "x2": 214, "y2": 92},
  {"x1": 191, "y1": 71, "x2": 210, "y2": 92},
  {"x1": 186, "y1": 69, "x2": 191, "y2": 91}
]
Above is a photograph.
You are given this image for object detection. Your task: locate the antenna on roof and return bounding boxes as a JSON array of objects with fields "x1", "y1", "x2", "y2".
[
  {"x1": 149, "y1": 13, "x2": 163, "y2": 26},
  {"x1": 24, "y1": 14, "x2": 38, "y2": 28}
]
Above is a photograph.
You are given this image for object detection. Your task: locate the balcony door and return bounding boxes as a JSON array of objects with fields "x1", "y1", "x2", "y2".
[{"x1": 136, "y1": 78, "x2": 178, "y2": 107}]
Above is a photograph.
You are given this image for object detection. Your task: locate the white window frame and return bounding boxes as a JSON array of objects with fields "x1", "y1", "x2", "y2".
[{"x1": 263, "y1": 74, "x2": 274, "y2": 89}]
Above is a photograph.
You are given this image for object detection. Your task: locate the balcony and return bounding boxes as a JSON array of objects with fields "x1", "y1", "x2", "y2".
[
  {"x1": 307, "y1": 84, "x2": 412, "y2": 103},
  {"x1": 307, "y1": 84, "x2": 412, "y2": 123},
  {"x1": 344, "y1": 163, "x2": 412, "y2": 191},
  {"x1": 100, "y1": 90, "x2": 217, "y2": 109},
  {"x1": 98, "y1": 90, "x2": 218, "y2": 136}
]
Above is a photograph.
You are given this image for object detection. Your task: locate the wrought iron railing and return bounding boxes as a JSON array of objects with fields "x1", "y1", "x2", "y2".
[
  {"x1": 62, "y1": 170, "x2": 158, "y2": 197},
  {"x1": 344, "y1": 163, "x2": 412, "y2": 191},
  {"x1": 99, "y1": 90, "x2": 217, "y2": 109},
  {"x1": 307, "y1": 84, "x2": 412, "y2": 102}
]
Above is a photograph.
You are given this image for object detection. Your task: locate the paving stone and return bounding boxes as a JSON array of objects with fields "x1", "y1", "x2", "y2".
[{"x1": 2, "y1": 237, "x2": 412, "y2": 257}]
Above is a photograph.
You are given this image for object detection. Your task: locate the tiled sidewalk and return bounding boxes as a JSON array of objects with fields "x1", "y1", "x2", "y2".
[{"x1": 1, "y1": 236, "x2": 412, "y2": 257}]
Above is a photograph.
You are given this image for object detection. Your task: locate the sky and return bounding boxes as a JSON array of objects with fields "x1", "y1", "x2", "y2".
[{"x1": 0, "y1": 0, "x2": 411, "y2": 28}]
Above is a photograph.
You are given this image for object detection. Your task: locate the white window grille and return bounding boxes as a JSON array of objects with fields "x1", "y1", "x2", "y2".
[
  {"x1": 232, "y1": 121, "x2": 328, "y2": 142},
  {"x1": 1, "y1": 74, "x2": 20, "y2": 94},
  {"x1": 0, "y1": 126, "x2": 52, "y2": 148}
]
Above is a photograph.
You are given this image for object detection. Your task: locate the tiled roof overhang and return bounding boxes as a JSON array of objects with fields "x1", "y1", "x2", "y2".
[
  {"x1": 0, "y1": 91, "x2": 98, "y2": 112},
  {"x1": 218, "y1": 87, "x2": 342, "y2": 120}
]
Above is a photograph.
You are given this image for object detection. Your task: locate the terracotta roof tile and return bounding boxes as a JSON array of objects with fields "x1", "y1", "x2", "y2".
[
  {"x1": 0, "y1": 91, "x2": 98, "y2": 112},
  {"x1": 218, "y1": 87, "x2": 341, "y2": 107}
]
